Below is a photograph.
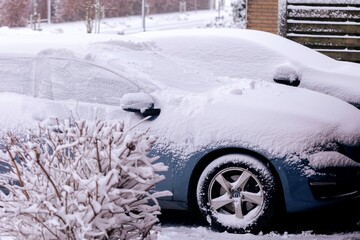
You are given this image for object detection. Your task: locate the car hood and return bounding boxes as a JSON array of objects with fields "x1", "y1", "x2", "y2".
[
  {"x1": 301, "y1": 64, "x2": 360, "y2": 109},
  {"x1": 142, "y1": 80, "x2": 360, "y2": 160}
]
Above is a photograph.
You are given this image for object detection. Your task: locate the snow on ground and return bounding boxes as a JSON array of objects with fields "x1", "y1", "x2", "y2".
[
  {"x1": 158, "y1": 227, "x2": 359, "y2": 240},
  {"x1": 11, "y1": 8, "x2": 234, "y2": 35},
  {"x1": 42, "y1": 10, "x2": 220, "y2": 35}
]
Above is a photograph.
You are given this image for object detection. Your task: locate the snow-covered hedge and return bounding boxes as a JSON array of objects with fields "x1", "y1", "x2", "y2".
[{"x1": 0, "y1": 119, "x2": 171, "y2": 239}]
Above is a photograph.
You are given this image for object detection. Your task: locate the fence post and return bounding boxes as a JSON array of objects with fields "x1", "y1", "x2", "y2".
[
  {"x1": 37, "y1": 14, "x2": 41, "y2": 30},
  {"x1": 47, "y1": 0, "x2": 51, "y2": 24},
  {"x1": 278, "y1": 0, "x2": 288, "y2": 36},
  {"x1": 179, "y1": 1, "x2": 187, "y2": 12},
  {"x1": 142, "y1": 0, "x2": 146, "y2": 32}
]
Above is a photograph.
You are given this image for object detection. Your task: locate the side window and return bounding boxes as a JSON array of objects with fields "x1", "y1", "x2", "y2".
[
  {"x1": 34, "y1": 58, "x2": 140, "y2": 105},
  {"x1": 0, "y1": 58, "x2": 34, "y2": 95}
]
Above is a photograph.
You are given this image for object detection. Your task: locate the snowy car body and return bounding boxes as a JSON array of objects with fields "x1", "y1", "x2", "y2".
[
  {"x1": 134, "y1": 28, "x2": 360, "y2": 109},
  {"x1": 0, "y1": 32, "x2": 359, "y2": 233}
]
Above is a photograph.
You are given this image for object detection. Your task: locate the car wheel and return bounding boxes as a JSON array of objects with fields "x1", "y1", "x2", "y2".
[{"x1": 196, "y1": 154, "x2": 278, "y2": 233}]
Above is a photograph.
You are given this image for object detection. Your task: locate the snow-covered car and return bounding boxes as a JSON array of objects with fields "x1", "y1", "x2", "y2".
[
  {"x1": 134, "y1": 28, "x2": 360, "y2": 109},
  {"x1": 0, "y1": 32, "x2": 359, "y2": 233}
]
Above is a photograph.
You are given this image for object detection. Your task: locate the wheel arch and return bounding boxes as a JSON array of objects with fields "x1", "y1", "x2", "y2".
[{"x1": 187, "y1": 147, "x2": 286, "y2": 215}]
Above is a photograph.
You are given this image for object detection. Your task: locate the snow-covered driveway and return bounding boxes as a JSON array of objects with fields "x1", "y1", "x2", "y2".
[
  {"x1": 158, "y1": 209, "x2": 360, "y2": 240},
  {"x1": 159, "y1": 227, "x2": 359, "y2": 240}
]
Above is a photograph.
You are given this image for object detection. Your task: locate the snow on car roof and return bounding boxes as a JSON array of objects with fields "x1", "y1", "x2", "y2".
[
  {"x1": 0, "y1": 30, "x2": 222, "y2": 93},
  {"x1": 132, "y1": 28, "x2": 335, "y2": 68},
  {"x1": 132, "y1": 28, "x2": 360, "y2": 107}
]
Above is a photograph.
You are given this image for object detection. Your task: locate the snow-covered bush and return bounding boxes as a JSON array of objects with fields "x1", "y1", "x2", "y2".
[
  {"x1": 231, "y1": 0, "x2": 246, "y2": 23},
  {"x1": 206, "y1": 0, "x2": 246, "y2": 29},
  {"x1": 0, "y1": 118, "x2": 170, "y2": 239}
]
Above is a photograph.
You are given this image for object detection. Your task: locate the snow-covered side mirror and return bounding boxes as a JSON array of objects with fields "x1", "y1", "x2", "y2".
[
  {"x1": 273, "y1": 63, "x2": 301, "y2": 87},
  {"x1": 121, "y1": 92, "x2": 161, "y2": 117}
]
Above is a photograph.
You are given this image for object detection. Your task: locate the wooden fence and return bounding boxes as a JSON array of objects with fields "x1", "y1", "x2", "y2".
[{"x1": 284, "y1": 0, "x2": 360, "y2": 63}]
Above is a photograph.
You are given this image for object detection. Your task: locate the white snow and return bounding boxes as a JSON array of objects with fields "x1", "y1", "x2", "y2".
[
  {"x1": 287, "y1": 33, "x2": 360, "y2": 39},
  {"x1": 314, "y1": 49, "x2": 360, "y2": 54},
  {"x1": 0, "y1": 15, "x2": 359, "y2": 169},
  {"x1": 158, "y1": 227, "x2": 360, "y2": 240},
  {"x1": 287, "y1": 19, "x2": 360, "y2": 26},
  {"x1": 133, "y1": 28, "x2": 360, "y2": 107},
  {"x1": 308, "y1": 151, "x2": 360, "y2": 169},
  {"x1": 0, "y1": 8, "x2": 359, "y2": 240},
  {"x1": 273, "y1": 63, "x2": 301, "y2": 83},
  {"x1": 287, "y1": 5, "x2": 360, "y2": 11},
  {"x1": 121, "y1": 92, "x2": 155, "y2": 112}
]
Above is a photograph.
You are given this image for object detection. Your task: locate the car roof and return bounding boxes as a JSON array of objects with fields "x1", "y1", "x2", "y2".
[{"x1": 131, "y1": 28, "x2": 360, "y2": 107}]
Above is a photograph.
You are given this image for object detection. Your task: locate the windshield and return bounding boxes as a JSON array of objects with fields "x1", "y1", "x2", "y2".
[{"x1": 0, "y1": 57, "x2": 144, "y2": 105}]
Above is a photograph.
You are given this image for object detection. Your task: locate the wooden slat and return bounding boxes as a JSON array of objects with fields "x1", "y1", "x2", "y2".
[
  {"x1": 287, "y1": 35, "x2": 360, "y2": 49},
  {"x1": 319, "y1": 50, "x2": 360, "y2": 62},
  {"x1": 288, "y1": 23, "x2": 360, "y2": 35},
  {"x1": 288, "y1": 9, "x2": 360, "y2": 22},
  {"x1": 288, "y1": 0, "x2": 360, "y2": 7},
  {"x1": 286, "y1": 0, "x2": 360, "y2": 62}
]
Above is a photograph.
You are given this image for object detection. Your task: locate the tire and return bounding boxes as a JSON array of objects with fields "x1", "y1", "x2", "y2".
[{"x1": 196, "y1": 154, "x2": 278, "y2": 233}]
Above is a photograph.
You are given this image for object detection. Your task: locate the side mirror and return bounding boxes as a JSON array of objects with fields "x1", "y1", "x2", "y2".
[
  {"x1": 273, "y1": 77, "x2": 300, "y2": 87},
  {"x1": 121, "y1": 92, "x2": 161, "y2": 117},
  {"x1": 273, "y1": 63, "x2": 301, "y2": 87}
]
